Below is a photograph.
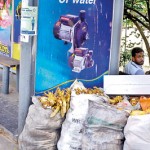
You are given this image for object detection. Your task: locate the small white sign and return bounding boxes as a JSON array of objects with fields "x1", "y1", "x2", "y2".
[
  {"x1": 21, "y1": 6, "x2": 38, "y2": 35},
  {"x1": 20, "y1": 35, "x2": 29, "y2": 42}
]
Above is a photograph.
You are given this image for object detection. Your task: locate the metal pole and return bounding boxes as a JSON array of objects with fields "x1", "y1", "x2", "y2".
[
  {"x1": 109, "y1": 0, "x2": 124, "y2": 75},
  {"x1": 16, "y1": 65, "x2": 20, "y2": 92},
  {"x1": 18, "y1": 0, "x2": 37, "y2": 134},
  {"x1": 2, "y1": 66, "x2": 10, "y2": 94}
]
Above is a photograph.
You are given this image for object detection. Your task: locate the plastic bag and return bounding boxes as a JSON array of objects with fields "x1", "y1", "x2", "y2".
[
  {"x1": 124, "y1": 114, "x2": 150, "y2": 150},
  {"x1": 140, "y1": 96, "x2": 150, "y2": 111},
  {"x1": 116, "y1": 96, "x2": 141, "y2": 111},
  {"x1": 57, "y1": 80, "x2": 108, "y2": 150}
]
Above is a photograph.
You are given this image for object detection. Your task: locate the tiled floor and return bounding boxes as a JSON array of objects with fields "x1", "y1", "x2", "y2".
[{"x1": 0, "y1": 69, "x2": 19, "y2": 149}]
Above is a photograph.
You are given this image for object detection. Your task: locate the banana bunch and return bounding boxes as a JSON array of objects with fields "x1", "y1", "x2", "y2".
[
  {"x1": 129, "y1": 97, "x2": 139, "y2": 106},
  {"x1": 75, "y1": 86, "x2": 104, "y2": 95},
  {"x1": 39, "y1": 88, "x2": 71, "y2": 118},
  {"x1": 130, "y1": 108, "x2": 150, "y2": 116},
  {"x1": 109, "y1": 96, "x2": 123, "y2": 105}
]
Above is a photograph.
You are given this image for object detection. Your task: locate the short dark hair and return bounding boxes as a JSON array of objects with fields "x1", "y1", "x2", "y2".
[{"x1": 132, "y1": 47, "x2": 144, "y2": 57}]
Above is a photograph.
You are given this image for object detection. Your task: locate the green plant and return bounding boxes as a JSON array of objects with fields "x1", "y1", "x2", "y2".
[{"x1": 120, "y1": 50, "x2": 131, "y2": 67}]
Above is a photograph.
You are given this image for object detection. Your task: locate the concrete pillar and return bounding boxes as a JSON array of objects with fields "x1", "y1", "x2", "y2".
[{"x1": 18, "y1": 0, "x2": 37, "y2": 134}]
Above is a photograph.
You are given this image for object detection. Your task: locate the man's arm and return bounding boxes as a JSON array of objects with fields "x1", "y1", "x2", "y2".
[{"x1": 135, "y1": 70, "x2": 145, "y2": 75}]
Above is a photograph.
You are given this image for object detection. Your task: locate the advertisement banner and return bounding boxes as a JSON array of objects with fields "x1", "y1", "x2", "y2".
[
  {"x1": 13, "y1": 0, "x2": 21, "y2": 60},
  {"x1": 0, "y1": 0, "x2": 12, "y2": 57},
  {"x1": 35, "y1": 0, "x2": 114, "y2": 94}
]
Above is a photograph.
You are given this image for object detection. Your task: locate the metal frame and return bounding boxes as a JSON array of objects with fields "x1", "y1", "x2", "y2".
[{"x1": 109, "y1": 0, "x2": 124, "y2": 75}]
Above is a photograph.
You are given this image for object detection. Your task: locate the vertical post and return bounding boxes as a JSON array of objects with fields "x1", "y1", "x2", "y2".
[
  {"x1": 2, "y1": 66, "x2": 10, "y2": 94},
  {"x1": 16, "y1": 65, "x2": 20, "y2": 92},
  {"x1": 109, "y1": 0, "x2": 124, "y2": 75},
  {"x1": 18, "y1": 0, "x2": 37, "y2": 134}
]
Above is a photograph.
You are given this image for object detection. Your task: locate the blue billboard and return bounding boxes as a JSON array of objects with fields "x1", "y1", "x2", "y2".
[{"x1": 35, "y1": 0, "x2": 114, "y2": 94}]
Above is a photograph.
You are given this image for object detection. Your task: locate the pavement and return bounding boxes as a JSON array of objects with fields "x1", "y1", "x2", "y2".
[
  {"x1": 0, "y1": 68, "x2": 19, "y2": 149},
  {"x1": 0, "y1": 125, "x2": 18, "y2": 150}
]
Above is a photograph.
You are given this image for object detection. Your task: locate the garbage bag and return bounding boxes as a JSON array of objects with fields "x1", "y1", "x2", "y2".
[
  {"x1": 19, "y1": 97, "x2": 64, "y2": 150},
  {"x1": 124, "y1": 114, "x2": 150, "y2": 150},
  {"x1": 82, "y1": 100, "x2": 129, "y2": 150}
]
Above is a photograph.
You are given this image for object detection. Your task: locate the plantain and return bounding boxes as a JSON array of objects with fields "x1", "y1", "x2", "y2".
[
  {"x1": 61, "y1": 98, "x2": 67, "y2": 117},
  {"x1": 74, "y1": 87, "x2": 104, "y2": 95},
  {"x1": 109, "y1": 96, "x2": 123, "y2": 105},
  {"x1": 39, "y1": 86, "x2": 104, "y2": 118},
  {"x1": 50, "y1": 105, "x2": 61, "y2": 118}
]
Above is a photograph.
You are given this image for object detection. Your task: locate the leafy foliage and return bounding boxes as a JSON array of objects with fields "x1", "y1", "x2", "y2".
[
  {"x1": 120, "y1": 50, "x2": 131, "y2": 67},
  {"x1": 121, "y1": 0, "x2": 150, "y2": 66}
]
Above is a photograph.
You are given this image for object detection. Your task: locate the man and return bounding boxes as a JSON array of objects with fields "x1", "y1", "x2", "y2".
[{"x1": 124, "y1": 47, "x2": 145, "y2": 75}]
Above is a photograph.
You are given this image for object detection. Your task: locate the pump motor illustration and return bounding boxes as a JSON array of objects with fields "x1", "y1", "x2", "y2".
[{"x1": 53, "y1": 10, "x2": 94, "y2": 73}]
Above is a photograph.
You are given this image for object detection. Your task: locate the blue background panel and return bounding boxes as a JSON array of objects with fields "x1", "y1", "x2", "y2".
[{"x1": 35, "y1": 0, "x2": 114, "y2": 94}]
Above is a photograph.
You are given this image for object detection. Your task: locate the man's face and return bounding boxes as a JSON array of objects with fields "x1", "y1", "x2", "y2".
[{"x1": 132, "y1": 52, "x2": 144, "y2": 65}]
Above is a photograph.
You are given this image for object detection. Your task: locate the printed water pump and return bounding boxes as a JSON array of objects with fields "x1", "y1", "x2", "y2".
[{"x1": 53, "y1": 10, "x2": 94, "y2": 73}]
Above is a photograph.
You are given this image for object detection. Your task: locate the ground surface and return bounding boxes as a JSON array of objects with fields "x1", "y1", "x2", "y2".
[{"x1": 0, "y1": 69, "x2": 19, "y2": 149}]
